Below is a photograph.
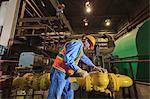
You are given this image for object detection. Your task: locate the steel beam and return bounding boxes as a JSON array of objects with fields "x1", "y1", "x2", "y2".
[
  {"x1": 26, "y1": 0, "x2": 41, "y2": 17},
  {"x1": 49, "y1": 0, "x2": 73, "y2": 33},
  {"x1": 17, "y1": 0, "x2": 26, "y2": 36},
  {"x1": 30, "y1": 0, "x2": 45, "y2": 17},
  {"x1": 25, "y1": 0, "x2": 56, "y2": 33},
  {"x1": 16, "y1": 25, "x2": 46, "y2": 29},
  {"x1": 18, "y1": 17, "x2": 57, "y2": 22}
]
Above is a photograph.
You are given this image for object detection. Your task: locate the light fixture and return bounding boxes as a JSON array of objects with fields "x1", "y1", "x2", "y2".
[
  {"x1": 85, "y1": 22, "x2": 88, "y2": 26},
  {"x1": 106, "y1": 22, "x2": 110, "y2": 26},
  {"x1": 83, "y1": 18, "x2": 88, "y2": 26},
  {"x1": 86, "y1": 7, "x2": 91, "y2": 13},
  {"x1": 105, "y1": 19, "x2": 111, "y2": 26},
  {"x1": 85, "y1": 1, "x2": 90, "y2": 7},
  {"x1": 85, "y1": 0, "x2": 92, "y2": 13},
  {"x1": 41, "y1": 33, "x2": 45, "y2": 35}
]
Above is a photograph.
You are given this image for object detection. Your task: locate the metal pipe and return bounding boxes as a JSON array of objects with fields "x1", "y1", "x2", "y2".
[
  {"x1": 105, "y1": 60, "x2": 150, "y2": 63},
  {"x1": 25, "y1": 7, "x2": 34, "y2": 17},
  {"x1": 119, "y1": 55, "x2": 150, "y2": 60},
  {"x1": 18, "y1": 17, "x2": 57, "y2": 22},
  {"x1": 129, "y1": 63, "x2": 138, "y2": 99},
  {"x1": 26, "y1": 0, "x2": 42, "y2": 17},
  {"x1": 46, "y1": 24, "x2": 56, "y2": 32},
  {"x1": 30, "y1": 0, "x2": 45, "y2": 17},
  {"x1": 0, "y1": 60, "x2": 18, "y2": 63},
  {"x1": 25, "y1": 1, "x2": 56, "y2": 35},
  {"x1": 16, "y1": 25, "x2": 46, "y2": 29}
]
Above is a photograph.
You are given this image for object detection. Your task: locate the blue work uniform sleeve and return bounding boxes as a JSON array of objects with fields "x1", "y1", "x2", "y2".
[
  {"x1": 64, "y1": 41, "x2": 82, "y2": 72},
  {"x1": 80, "y1": 54, "x2": 95, "y2": 67}
]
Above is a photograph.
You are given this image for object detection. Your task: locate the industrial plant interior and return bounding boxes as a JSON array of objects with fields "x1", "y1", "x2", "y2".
[{"x1": 0, "y1": 0, "x2": 149, "y2": 99}]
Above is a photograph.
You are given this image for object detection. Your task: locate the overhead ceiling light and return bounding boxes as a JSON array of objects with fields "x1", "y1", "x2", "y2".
[
  {"x1": 41, "y1": 33, "x2": 45, "y2": 35},
  {"x1": 85, "y1": 1, "x2": 90, "y2": 7},
  {"x1": 83, "y1": 18, "x2": 88, "y2": 26},
  {"x1": 85, "y1": 22, "x2": 88, "y2": 26},
  {"x1": 106, "y1": 22, "x2": 110, "y2": 26},
  {"x1": 85, "y1": 1, "x2": 92, "y2": 13},
  {"x1": 105, "y1": 19, "x2": 111, "y2": 26},
  {"x1": 86, "y1": 7, "x2": 91, "y2": 13}
]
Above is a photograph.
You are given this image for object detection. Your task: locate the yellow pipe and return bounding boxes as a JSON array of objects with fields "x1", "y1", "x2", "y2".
[
  {"x1": 108, "y1": 73, "x2": 133, "y2": 91},
  {"x1": 12, "y1": 70, "x2": 133, "y2": 94},
  {"x1": 116, "y1": 74, "x2": 133, "y2": 87},
  {"x1": 70, "y1": 71, "x2": 133, "y2": 93}
]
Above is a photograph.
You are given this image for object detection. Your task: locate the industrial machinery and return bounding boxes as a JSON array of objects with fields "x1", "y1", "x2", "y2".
[
  {"x1": 12, "y1": 68, "x2": 133, "y2": 98},
  {"x1": 11, "y1": 35, "x2": 133, "y2": 98},
  {"x1": 12, "y1": 73, "x2": 50, "y2": 91},
  {"x1": 70, "y1": 69, "x2": 133, "y2": 97},
  {"x1": 11, "y1": 34, "x2": 132, "y2": 98},
  {"x1": 112, "y1": 19, "x2": 150, "y2": 81},
  {"x1": 10, "y1": 52, "x2": 51, "y2": 98},
  {"x1": 19, "y1": 52, "x2": 49, "y2": 67},
  {"x1": 85, "y1": 34, "x2": 115, "y2": 68},
  {"x1": 16, "y1": 52, "x2": 50, "y2": 73},
  {"x1": 97, "y1": 34, "x2": 115, "y2": 55}
]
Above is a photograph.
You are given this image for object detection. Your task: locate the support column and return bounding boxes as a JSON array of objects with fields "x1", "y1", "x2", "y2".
[
  {"x1": 0, "y1": 1, "x2": 8, "y2": 32},
  {"x1": 16, "y1": 0, "x2": 26, "y2": 36},
  {"x1": 0, "y1": 0, "x2": 20, "y2": 47}
]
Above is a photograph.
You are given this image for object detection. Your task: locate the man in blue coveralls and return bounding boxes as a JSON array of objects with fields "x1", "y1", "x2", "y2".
[{"x1": 47, "y1": 35, "x2": 101, "y2": 99}]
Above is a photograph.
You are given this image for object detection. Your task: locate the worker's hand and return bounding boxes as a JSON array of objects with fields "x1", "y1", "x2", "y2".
[
  {"x1": 93, "y1": 66, "x2": 107, "y2": 73},
  {"x1": 77, "y1": 68, "x2": 89, "y2": 78}
]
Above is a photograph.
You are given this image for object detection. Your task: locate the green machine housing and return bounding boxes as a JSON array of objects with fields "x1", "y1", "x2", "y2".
[{"x1": 112, "y1": 19, "x2": 150, "y2": 82}]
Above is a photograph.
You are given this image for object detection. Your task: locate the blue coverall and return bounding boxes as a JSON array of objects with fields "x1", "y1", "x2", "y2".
[{"x1": 47, "y1": 40, "x2": 95, "y2": 99}]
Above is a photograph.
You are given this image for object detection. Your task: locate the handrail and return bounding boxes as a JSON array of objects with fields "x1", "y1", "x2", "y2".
[
  {"x1": 105, "y1": 59, "x2": 150, "y2": 63},
  {"x1": 0, "y1": 60, "x2": 18, "y2": 63},
  {"x1": 119, "y1": 55, "x2": 150, "y2": 60}
]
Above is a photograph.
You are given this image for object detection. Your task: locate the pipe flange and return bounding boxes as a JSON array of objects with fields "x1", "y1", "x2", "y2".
[
  {"x1": 85, "y1": 75, "x2": 93, "y2": 91},
  {"x1": 108, "y1": 73, "x2": 117, "y2": 91}
]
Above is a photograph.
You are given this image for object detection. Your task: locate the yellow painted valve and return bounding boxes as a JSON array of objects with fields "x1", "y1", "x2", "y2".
[
  {"x1": 70, "y1": 69, "x2": 133, "y2": 96},
  {"x1": 89, "y1": 71, "x2": 109, "y2": 92}
]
